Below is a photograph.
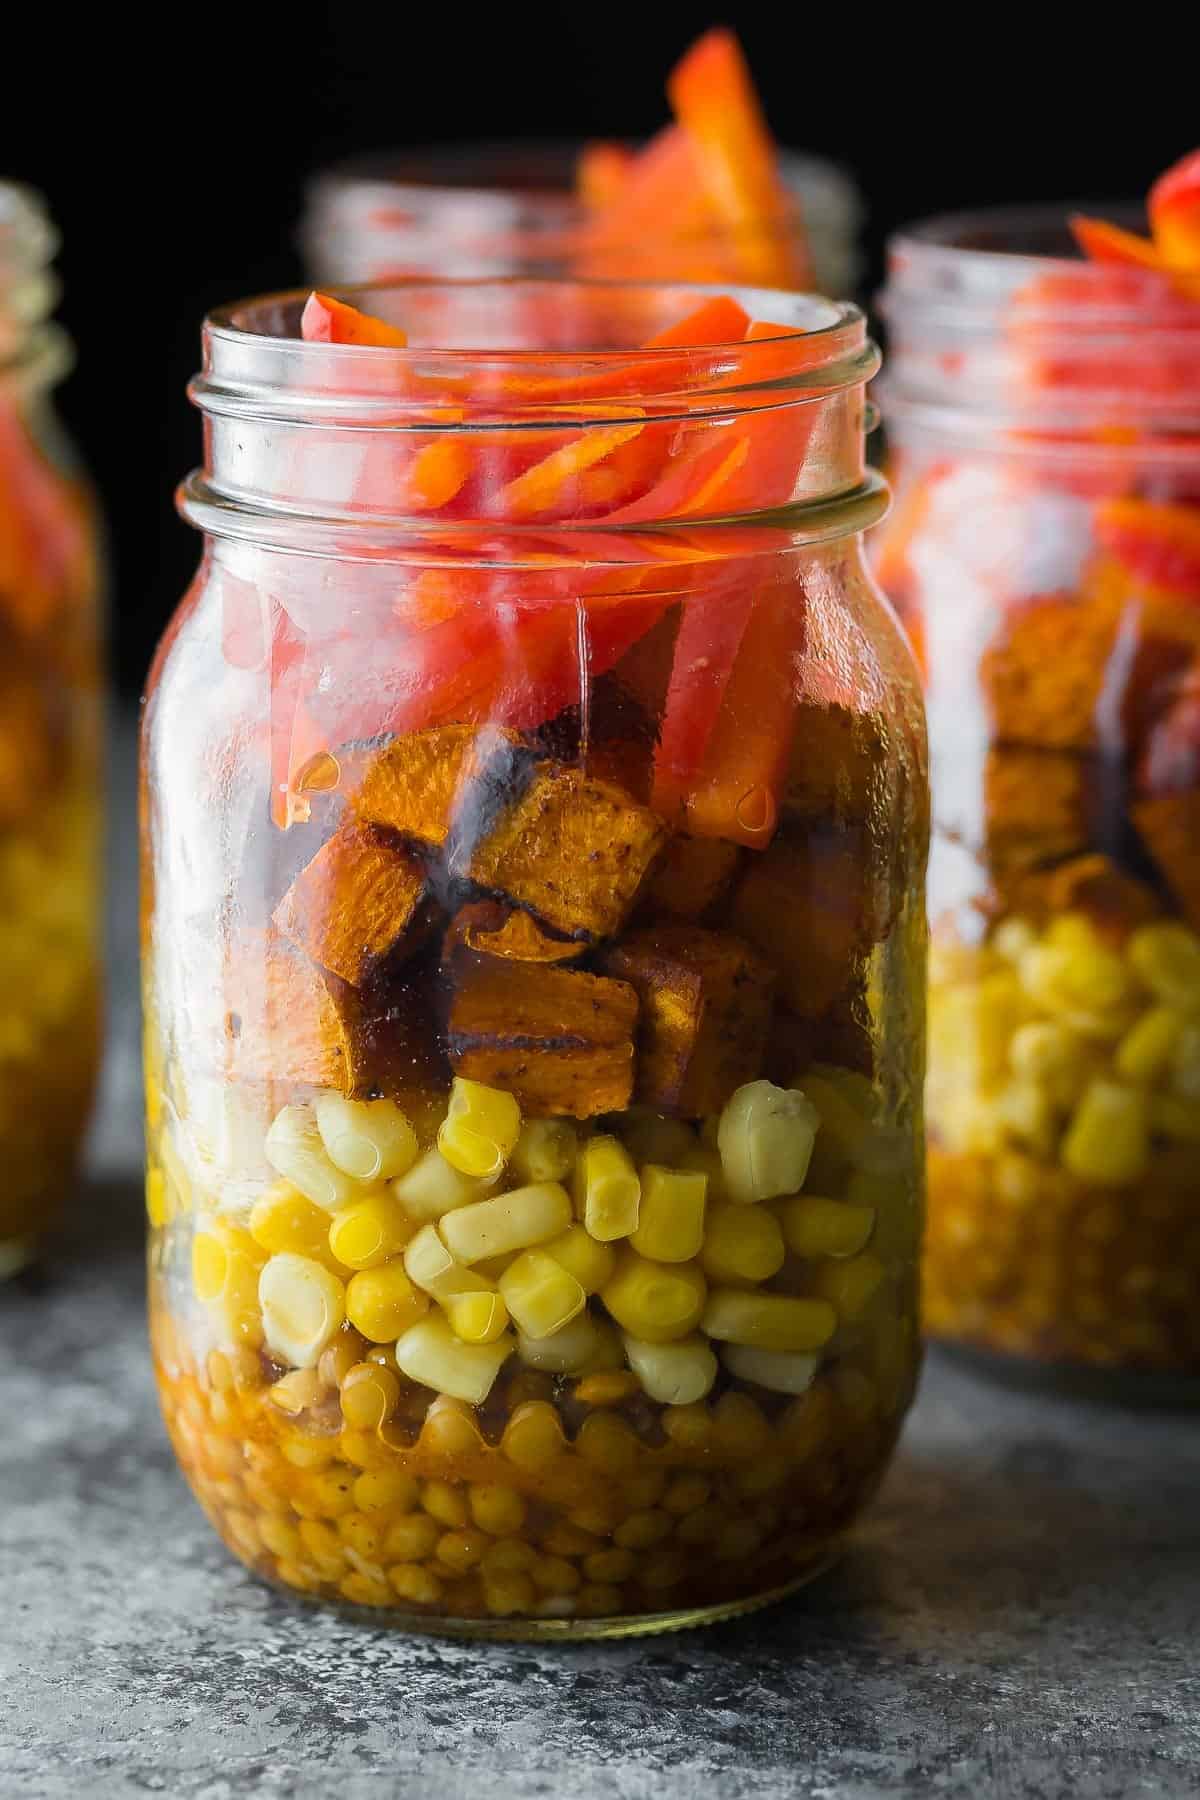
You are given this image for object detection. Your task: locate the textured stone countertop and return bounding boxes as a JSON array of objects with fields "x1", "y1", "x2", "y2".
[{"x1": 3, "y1": 727, "x2": 1199, "y2": 1799}]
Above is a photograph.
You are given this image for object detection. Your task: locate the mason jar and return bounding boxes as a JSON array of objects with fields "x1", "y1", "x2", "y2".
[
  {"x1": 876, "y1": 208, "x2": 1200, "y2": 1382},
  {"x1": 303, "y1": 145, "x2": 863, "y2": 297},
  {"x1": 0, "y1": 184, "x2": 104, "y2": 1277},
  {"x1": 143, "y1": 277, "x2": 926, "y2": 1636}
]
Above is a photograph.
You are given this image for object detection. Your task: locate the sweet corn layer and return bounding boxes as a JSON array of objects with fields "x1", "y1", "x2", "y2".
[
  {"x1": 927, "y1": 911, "x2": 1200, "y2": 1372},
  {"x1": 148, "y1": 1066, "x2": 918, "y2": 1627}
]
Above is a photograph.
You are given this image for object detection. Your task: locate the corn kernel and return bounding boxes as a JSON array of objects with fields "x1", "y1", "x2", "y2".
[
  {"x1": 145, "y1": 1168, "x2": 168, "y2": 1229},
  {"x1": 483, "y1": 1571, "x2": 536, "y2": 1617},
  {"x1": 339, "y1": 1361, "x2": 401, "y2": 1430},
  {"x1": 812, "y1": 1252, "x2": 886, "y2": 1322},
  {"x1": 481, "y1": 1536, "x2": 538, "y2": 1576},
  {"x1": 1112, "y1": 1007, "x2": 1181, "y2": 1086},
  {"x1": 601, "y1": 1250, "x2": 707, "y2": 1343},
  {"x1": 576, "y1": 1411, "x2": 640, "y2": 1475},
  {"x1": 698, "y1": 1199, "x2": 785, "y2": 1286},
  {"x1": 776, "y1": 1195, "x2": 875, "y2": 1260},
  {"x1": 422, "y1": 1478, "x2": 469, "y2": 1529},
  {"x1": 268, "y1": 1368, "x2": 323, "y2": 1414},
  {"x1": 1172, "y1": 1022, "x2": 1200, "y2": 1099},
  {"x1": 575, "y1": 1135, "x2": 641, "y2": 1241},
  {"x1": 995, "y1": 1081, "x2": 1058, "y2": 1158},
  {"x1": 531, "y1": 1555, "x2": 580, "y2": 1596},
  {"x1": 710, "y1": 1390, "x2": 771, "y2": 1459},
  {"x1": 541, "y1": 1224, "x2": 616, "y2": 1294},
  {"x1": 721, "y1": 1342, "x2": 819, "y2": 1395},
  {"x1": 991, "y1": 916, "x2": 1038, "y2": 963},
  {"x1": 499, "y1": 1249, "x2": 587, "y2": 1339},
  {"x1": 662, "y1": 1474, "x2": 711, "y2": 1516},
  {"x1": 314, "y1": 1092, "x2": 419, "y2": 1182},
  {"x1": 718, "y1": 1081, "x2": 819, "y2": 1204},
  {"x1": 328, "y1": 1189, "x2": 418, "y2": 1271},
  {"x1": 517, "y1": 1312, "x2": 621, "y2": 1375},
  {"x1": 438, "y1": 1077, "x2": 521, "y2": 1180},
  {"x1": 444, "y1": 1290, "x2": 511, "y2": 1345},
  {"x1": 623, "y1": 1332, "x2": 717, "y2": 1404},
  {"x1": 345, "y1": 1261, "x2": 430, "y2": 1343},
  {"x1": 510, "y1": 1117, "x2": 577, "y2": 1185},
  {"x1": 436, "y1": 1528, "x2": 489, "y2": 1573},
  {"x1": 620, "y1": 1112, "x2": 695, "y2": 1168},
  {"x1": 628, "y1": 1164, "x2": 707, "y2": 1263},
  {"x1": 441, "y1": 1182, "x2": 572, "y2": 1265},
  {"x1": 470, "y1": 1483, "x2": 527, "y2": 1536},
  {"x1": 257, "y1": 1252, "x2": 345, "y2": 1367},
  {"x1": 574, "y1": 1369, "x2": 640, "y2": 1407},
  {"x1": 614, "y1": 1508, "x2": 672, "y2": 1551},
  {"x1": 395, "y1": 1313, "x2": 513, "y2": 1405},
  {"x1": 701, "y1": 1287, "x2": 836, "y2": 1353},
  {"x1": 265, "y1": 1104, "x2": 357, "y2": 1213},
  {"x1": 575, "y1": 1582, "x2": 623, "y2": 1618},
  {"x1": 421, "y1": 1395, "x2": 485, "y2": 1457},
  {"x1": 662, "y1": 1403, "x2": 712, "y2": 1452},
  {"x1": 247, "y1": 1181, "x2": 335, "y2": 1265},
  {"x1": 1020, "y1": 939, "x2": 1134, "y2": 1039},
  {"x1": 391, "y1": 1147, "x2": 494, "y2": 1222},
  {"x1": 679, "y1": 1144, "x2": 729, "y2": 1204},
  {"x1": 794, "y1": 1070, "x2": 871, "y2": 1188},
  {"x1": 1128, "y1": 921, "x2": 1200, "y2": 1009},
  {"x1": 1062, "y1": 1080, "x2": 1149, "y2": 1187},
  {"x1": 403, "y1": 1222, "x2": 496, "y2": 1302}
]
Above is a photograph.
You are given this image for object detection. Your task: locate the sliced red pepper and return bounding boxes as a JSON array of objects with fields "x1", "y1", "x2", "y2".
[
  {"x1": 576, "y1": 143, "x2": 635, "y2": 211},
  {"x1": 1069, "y1": 216, "x2": 1163, "y2": 272},
  {"x1": 666, "y1": 29, "x2": 811, "y2": 289},
  {"x1": 578, "y1": 125, "x2": 714, "y2": 256},
  {"x1": 651, "y1": 579, "x2": 756, "y2": 817},
  {"x1": 268, "y1": 605, "x2": 309, "y2": 829},
  {"x1": 673, "y1": 576, "x2": 808, "y2": 847},
  {"x1": 301, "y1": 292, "x2": 409, "y2": 346},
  {"x1": 1149, "y1": 149, "x2": 1200, "y2": 269},
  {"x1": 1094, "y1": 498, "x2": 1200, "y2": 601}
]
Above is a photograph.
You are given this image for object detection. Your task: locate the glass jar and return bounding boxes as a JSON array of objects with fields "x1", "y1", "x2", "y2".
[
  {"x1": 303, "y1": 144, "x2": 863, "y2": 297},
  {"x1": 0, "y1": 185, "x2": 104, "y2": 1277},
  {"x1": 876, "y1": 209, "x2": 1200, "y2": 1382},
  {"x1": 143, "y1": 278, "x2": 927, "y2": 1636}
]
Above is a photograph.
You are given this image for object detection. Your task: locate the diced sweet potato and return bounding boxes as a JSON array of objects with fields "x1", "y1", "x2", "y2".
[
  {"x1": 1002, "y1": 854, "x2": 1165, "y2": 940},
  {"x1": 643, "y1": 835, "x2": 743, "y2": 921},
  {"x1": 601, "y1": 924, "x2": 775, "y2": 1117},
  {"x1": 730, "y1": 830, "x2": 883, "y2": 1018},
  {"x1": 982, "y1": 746, "x2": 1097, "y2": 882},
  {"x1": 226, "y1": 930, "x2": 449, "y2": 1112},
  {"x1": 452, "y1": 763, "x2": 667, "y2": 940},
  {"x1": 784, "y1": 701, "x2": 886, "y2": 826},
  {"x1": 273, "y1": 823, "x2": 428, "y2": 986},
  {"x1": 353, "y1": 724, "x2": 514, "y2": 852},
  {"x1": 442, "y1": 900, "x2": 582, "y2": 964},
  {"x1": 1134, "y1": 792, "x2": 1200, "y2": 930},
  {"x1": 446, "y1": 952, "x2": 638, "y2": 1116}
]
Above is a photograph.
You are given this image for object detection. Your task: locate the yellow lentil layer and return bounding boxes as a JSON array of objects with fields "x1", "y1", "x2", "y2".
[{"x1": 925, "y1": 911, "x2": 1200, "y2": 1372}]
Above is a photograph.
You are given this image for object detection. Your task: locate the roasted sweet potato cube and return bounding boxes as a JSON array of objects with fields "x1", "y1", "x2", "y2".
[
  {"x1": 644, "y1": 835, "x2": 743, "y2": 921},
  {"x1": 784, "y1": 701, "x2": 886, "y2": 826},
  {"x1": 273, "y1": 823, "x2": 428, "y2": 986},
  {"x1": 446, "y1": 952, "x2": 638, "y2": 1116},
  {"x1": 601, "y1": 925, "x2": 775, "y2": 1118},
  {"x1": 730, "y1": 831, "x2": 882, "y2": 1019},
  {"x1": 983, "y1": 747, "x2": 1097, "y2": 881},
  {"x1": 353, "y1": 724, "x2": 515, "y2": 852},
  {"x1": 443, "y1": 900, "x2": 582, "y2": 964},
  {"x1": 1134, "y1": 793, "x2": 1200, "y2": 930},
  {"x1": 225, "y1": 930, "x2": 448, "y2": 1111},
  {"x1": 452, "y1": 763, "x2": 667, "y2": 940}
]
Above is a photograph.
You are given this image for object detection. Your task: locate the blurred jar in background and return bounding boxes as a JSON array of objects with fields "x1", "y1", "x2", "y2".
[
  {"x1": 302, "y1": 143, "x2": 863, "y2": 299},
  {"x1": 874, "y1": 188, "x2": 1200, "y2": 1386},
  {"x1": 0, "y1": 185, "x2": 104, "y2": 1276}
]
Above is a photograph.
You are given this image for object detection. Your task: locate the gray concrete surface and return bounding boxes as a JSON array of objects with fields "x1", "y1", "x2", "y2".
[{"x1": 1, "y1": 722, "x2": 1198, "y2": 1799}]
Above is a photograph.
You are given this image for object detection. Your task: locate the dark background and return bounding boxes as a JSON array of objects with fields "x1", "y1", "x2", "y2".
[{"x1": 3, "y1": 5, "x2": 1194, "y2": 694}]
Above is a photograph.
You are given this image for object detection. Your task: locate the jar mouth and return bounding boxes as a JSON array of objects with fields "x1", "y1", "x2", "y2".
[
  {"x1": 880, "y1": 202, "x2": 1200, "y2": 441},
  {"x1": 200, "y1": 278, "x2": 876, "y2": 425}
]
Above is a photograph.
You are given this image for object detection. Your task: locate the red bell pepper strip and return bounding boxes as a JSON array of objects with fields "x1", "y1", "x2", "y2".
[
  {"x1": 578, "y1": 125, "x2": 714, "y2": 254},
  {"x1": 1069, "y1": 216, "x2": 1164, "y2": 272},
  {"x1": 1094, "y1": 498, "x2": 1200, "y2": 601},
  {"x1": 268, "y1": 605, "x2": 309, "y2": 829},
  {"x1": 666, "y1": 29, "x2": 811, "y2": 289},
  {"x1": 673, "y1": 576, "x2": 808, "y2": 847},
  {"x1": 1149, "y1": 149, "x2": 1200, "y2": 269},
  {"x1": 576, "y1": 143, "x2": 634, "y2": 211},
  {"x1": 301, "y1": 292, "x2": 409, "y2": 346},
  {"x1": 651, "y1": 580, "x2": 756, "y2": 817}
]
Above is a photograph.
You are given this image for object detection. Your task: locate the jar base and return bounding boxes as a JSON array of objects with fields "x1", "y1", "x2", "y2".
[
  {"x1": 259, "y1": 1553, "x2": 842, "y2": 1643},
  {"x1": 931, "y1": 1337, "x2": 1200, "y2": 1411}
]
